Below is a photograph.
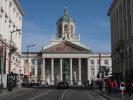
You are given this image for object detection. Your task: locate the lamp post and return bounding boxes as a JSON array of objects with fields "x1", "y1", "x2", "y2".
[
  {"x1": 18, "y1": 69, "x2": 22, "y2": 88},
  {"x1": 0, "y1": 42, "x2": 4, "y2": 93},
  {"x1": 26, "y1": 44, "x2": 35, "y2": 62},
  {"x1": 99, "y1": 53, "x2": 102, "y2": 80},
  {"x1": 24, "y1": 44, "x2": 35, "y2": 77},
  {"x1": 8, "y1": 29, "x2": 21, "y2": 74},
  {"x1": 7, "y1": 29, "x2": 20, "y2": 91}
]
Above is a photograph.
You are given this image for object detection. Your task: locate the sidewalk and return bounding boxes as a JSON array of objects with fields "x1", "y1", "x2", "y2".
[
  {"x1": 94, "y1": 89, "x2": 133, "y2": 100},
  {"x1": 0, "y1": 87, "x2": 27, "y2": 97}
]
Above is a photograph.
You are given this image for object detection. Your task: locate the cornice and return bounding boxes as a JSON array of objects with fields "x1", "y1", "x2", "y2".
[
  {"x1": 107, "y1": 0, "x2": 119, "y2": 16},
  {"x1": 14, "y1": 0, "x2": 24, "y2": 16}
]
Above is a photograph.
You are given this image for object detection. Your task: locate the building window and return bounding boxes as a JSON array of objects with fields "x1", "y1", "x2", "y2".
[
  {"x1": 97, "y1": 59, "x2": 99, "y2": 64},
  {"x1": 9, "y1": 2, "x2": 12, "y2": 7},
  {"x1": 38, "y1": 67, "x2": 41, "y2": 75},
  {"x1": 71, "y1": 25, "x2": 73, "y2": 33},
  {"x1": 16, "y1": 12, "x2": 19, "y2": 17},
  {"x1": 91, "y1": 68, "x2": 94, "y2": 76},
  {"x1": 64, "y1": 25, "x2": 68, "y2": 33},
  {"x1": 13, "y1": 8, "x2": 15, "y2": 12},
  {"x1": 31, "y1": 59, "x2": 35, "y2": 65},
  {"x1": 104, "y1": 59, "x2": 108, "y2": 65},
  {"x1": 32, "y1": 68, "x2": 35, "y2": 75},
  {"x1": 19, "y1": 17, "x2": 21, "y2": 21},
  {"x1": 90, "y1": 59, "x2": 94, "y2": 65},
  {"x1": 37, "y1": 59, "x2": 42, "y2": 65},
  {"x1": 97, "y1": 68, "x2": 99, "y2": 73}
]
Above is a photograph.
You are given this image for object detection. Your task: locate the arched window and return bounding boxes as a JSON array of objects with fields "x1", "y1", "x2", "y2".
[
  {"x1": 64, "y1": 25, "x2": 68, "y2": 33},
  {"x1": 71, "y1": 25, "x2": 74, "y2": 33},
  {"x1": 59, "y1": 24, "x2": 62, "y2": 34}
]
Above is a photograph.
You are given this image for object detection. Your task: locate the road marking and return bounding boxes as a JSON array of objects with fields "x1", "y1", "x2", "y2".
[
  {"x1": 29, "y1": 89, "x2": 55, "y2": 100},
  {"x1": 59, "y1": 89, "x2": 69, "y2": 100},
  {"x1": 87, "y1": 92, "x2": 95, "y2": 100}
]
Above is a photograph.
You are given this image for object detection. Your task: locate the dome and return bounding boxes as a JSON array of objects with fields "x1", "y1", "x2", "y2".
[
  {"x1": 58, "y1": 16, "x2": 75, "y2": 22},
  {"x1": 58, "y1": 8, "x2": 75, "y2": 23}
]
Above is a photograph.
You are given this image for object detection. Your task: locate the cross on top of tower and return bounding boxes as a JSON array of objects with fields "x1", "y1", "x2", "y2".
[{"x1": 64, "y1": 6, "x2": 69, "y2": 16}]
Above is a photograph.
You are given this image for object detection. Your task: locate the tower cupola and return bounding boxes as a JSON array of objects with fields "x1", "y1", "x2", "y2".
[{"x1": 56, "y1": 7, "x2": 76, "y2": 40}]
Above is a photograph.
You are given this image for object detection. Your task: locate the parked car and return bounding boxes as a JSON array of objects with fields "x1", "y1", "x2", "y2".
[
  {"x1": 57, "y1": 82, "x2": 69, "y2": 89},
  {"x1": 21, "y1": 81, "x2": 40, "y2": 88}
]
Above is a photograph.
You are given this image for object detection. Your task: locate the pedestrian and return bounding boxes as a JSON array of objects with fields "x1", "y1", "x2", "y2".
[
  {"x1": 107, "y1": 79, "x2": 112, "y2": 95},
  {"x1": 99, "y1": 80, "x2": 103, "y2": 91},
  {"x1": 120, "y1": 81, "x2": 126, "y2": 97},
  {"x1": 126, "y1": 81, "x2": 132, "y2": 96},
  {"x1": 113, "y1": 80, "x2": 118, "y2": 96}
]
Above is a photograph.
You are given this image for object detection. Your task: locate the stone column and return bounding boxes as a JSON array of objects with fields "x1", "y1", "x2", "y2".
[
  {"x1": 51, "y1": 58, "x2": 54, "y2": 85},
  {"x1": 35, "y1": 60, "x2": 38, "y2": 81},
  {"x1": 87, "y1": 58, "x2": 90, "y2": 83},
  {"x1": 42, "y1": 58, "x2": 45, "y2": 84},
  {"x1": 70, "y1": 58, "x2": 73, "y2": 85},
  {"x1": 60, "y1": 58, "x2": 63, "y2": 81},
  {"x1": 78, "y1": 58, "x2": 82, "y2": 85}
]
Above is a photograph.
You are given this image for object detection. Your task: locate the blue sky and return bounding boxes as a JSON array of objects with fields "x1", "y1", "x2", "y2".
[{"x1": 20, "y1": 0, "x2": 112, "y2": 53}]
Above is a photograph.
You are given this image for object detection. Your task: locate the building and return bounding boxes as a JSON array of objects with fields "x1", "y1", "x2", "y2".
[
  {"x1": 0, "y1": 0, "x2": 24, "y2": 88},
  {"x1": 108, "y1": 0, "x2": 133, "y2": 80},
  {"x1": 20, "y1": 8, "x2": 112, "y2": 85}
]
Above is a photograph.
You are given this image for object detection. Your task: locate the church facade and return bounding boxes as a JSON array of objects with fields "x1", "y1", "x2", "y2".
[{"x1": 20, "y1": 8, "x2": 112, "y2": 85}]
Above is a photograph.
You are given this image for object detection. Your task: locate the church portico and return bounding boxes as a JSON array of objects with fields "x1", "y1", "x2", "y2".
[{"x1": 42, "y1": 57, "x2": 89, "y2": 85}]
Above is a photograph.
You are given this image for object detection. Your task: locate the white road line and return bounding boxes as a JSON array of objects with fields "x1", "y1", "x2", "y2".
[
  {"x1": 87, "y1": 92, "x2": 94, "y2": 100},
  {"x1": 59, "y1": 89, "x2": 69, "y2": 100},
  {"x1": 29, "y1": 89, "x2": 55, "y2": 100}
]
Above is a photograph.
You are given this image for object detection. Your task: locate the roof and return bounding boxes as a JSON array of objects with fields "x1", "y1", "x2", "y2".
[
  {"x1": 43, "y1": 41, "x2": 91, "y2": 53},
  {"x1": 58, "y1": 8, "x2": 75, "y2": 23},
  {"x1": 107, "y1": 0, "x2": 119, "y2": 16},
  {"x1": 14, "y1": 0, "x2": 24, "y2": 16}
]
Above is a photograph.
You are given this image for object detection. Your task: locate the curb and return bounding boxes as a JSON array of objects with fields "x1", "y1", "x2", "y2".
[
  {"x1": 93, "y1": 90, "x2": 111, "y2": 100},
  {"x1": 0, "y1": 88, "x2": 28, "y2": 96}
]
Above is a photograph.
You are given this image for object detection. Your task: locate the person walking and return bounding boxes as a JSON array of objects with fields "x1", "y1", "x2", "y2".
[
  {"x1": 113, "y1": 80, "x2": 118, "y2": 96},
  {"x1": 126, "y1": 81, "x2": 132, "y2": 96},
  {"x1": 107, "y1": 79, "x2": 112, "y2": 95}
]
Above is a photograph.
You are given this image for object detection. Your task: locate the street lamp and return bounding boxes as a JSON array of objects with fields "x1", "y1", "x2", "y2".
[
  {"x1": 26, "y1": 44, "x2": 35, "y2": 62},
  {"x1": 9, "y1": 29, "x2": 21, "y2": 74},
  {"x1": 24, "y1": 44, "x2": 35, "y2": 77},
  {"x1": 7, "y1": 29, "x2": 21, "y2": 91}
]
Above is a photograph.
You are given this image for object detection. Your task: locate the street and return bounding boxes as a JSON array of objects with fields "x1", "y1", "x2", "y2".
[{"x1": 0, "y1": 87, "x2": 106, "y2": 100}]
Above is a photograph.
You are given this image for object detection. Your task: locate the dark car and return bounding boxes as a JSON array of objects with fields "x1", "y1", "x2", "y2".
[{"x1": 57, "y1": 82, "x2": 69, "y2": 89}]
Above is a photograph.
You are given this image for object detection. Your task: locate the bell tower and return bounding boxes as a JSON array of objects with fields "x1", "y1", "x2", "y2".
[{"x1": 56, "y1": 7, "x2": 76, "y2": 40}]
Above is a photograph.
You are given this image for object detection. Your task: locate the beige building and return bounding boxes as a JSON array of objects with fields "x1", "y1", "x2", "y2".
[
  {"x1": 108, "y1": 0, "x2": 133, "y2": 80},
  {"x1": 0, "y1": 0, "x2": 24, "y2": 87},
  {"x1": 20, "y1": 8, "x2": 112, "y2": 85}
]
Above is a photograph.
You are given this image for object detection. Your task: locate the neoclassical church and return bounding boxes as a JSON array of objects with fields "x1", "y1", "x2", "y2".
[{"x1": 21, "y1": 8, "x2": 112, "y2": 85}]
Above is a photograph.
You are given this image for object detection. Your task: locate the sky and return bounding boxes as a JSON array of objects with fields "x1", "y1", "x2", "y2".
[{"x1": 20, "y1": 0, "x2": 112, "y2": 53}]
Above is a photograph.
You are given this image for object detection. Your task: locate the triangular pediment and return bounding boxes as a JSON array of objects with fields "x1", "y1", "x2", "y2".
[{"x1": 43, "y1": 41, "x2": 90, "y2": 53}]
